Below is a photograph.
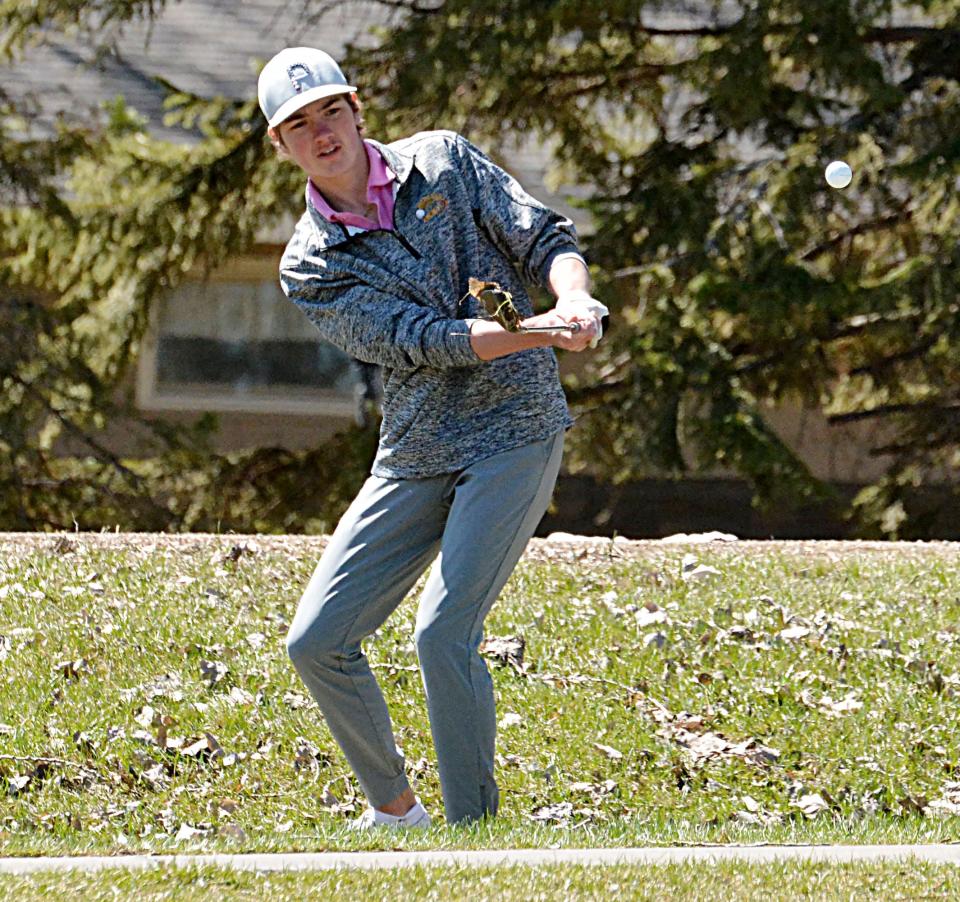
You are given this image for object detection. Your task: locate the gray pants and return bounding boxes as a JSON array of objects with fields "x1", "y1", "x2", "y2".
[{"x1": 286, "y1": 430, "x2": 564, "y2": 824}]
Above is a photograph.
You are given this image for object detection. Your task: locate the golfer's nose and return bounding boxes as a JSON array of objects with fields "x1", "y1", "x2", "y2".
[{"x1": 312, "y1": 120, "x2": 334, "y2": 141}]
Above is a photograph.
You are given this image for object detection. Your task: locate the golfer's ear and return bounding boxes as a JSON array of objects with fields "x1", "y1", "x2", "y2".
[
  {"x1": 348, "y1": 92, "x2": 366, "y2": 135},
  {"x1": 268, "y1": 126, "x2": 290, "y2": 159}
]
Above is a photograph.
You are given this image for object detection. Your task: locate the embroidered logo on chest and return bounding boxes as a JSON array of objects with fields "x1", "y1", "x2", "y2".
[{"x1": 416, "y1": 193, "x2": 448, "y2": 223}]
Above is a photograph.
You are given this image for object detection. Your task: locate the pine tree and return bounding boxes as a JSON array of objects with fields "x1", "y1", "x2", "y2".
[
  {"x1": 349, "y1": 0, "x2": 960, "y2": 537},
  {"x1": 3, "y1": 1, "x2": 959, "y2": 536}
]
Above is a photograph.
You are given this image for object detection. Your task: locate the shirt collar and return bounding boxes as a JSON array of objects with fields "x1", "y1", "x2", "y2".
[
  {"x1": 365, "y1": 141, "x2": 394, "y2": 189},
  {"x1": 364, "y1": 138, "x2": 415, "y2": 184},
  {"x1": 305, "y1": 138, "x2": 417, "y2": 246},
  {"x1": 307, "y1": 140, "x2": 396, "y2": 224}
]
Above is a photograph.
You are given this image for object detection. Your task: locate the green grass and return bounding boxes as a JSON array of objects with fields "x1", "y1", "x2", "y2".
[
  {"x1": 2, "y1": 860, "x2": 960, "y2": 901},
  {"x1": 2, "y1": 534, "x2": 960, "y2": 856}
]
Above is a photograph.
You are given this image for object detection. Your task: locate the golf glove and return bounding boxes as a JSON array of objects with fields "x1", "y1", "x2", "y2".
[{"x1": 556, "y1": 289, "x2": 609, "y2": 347}]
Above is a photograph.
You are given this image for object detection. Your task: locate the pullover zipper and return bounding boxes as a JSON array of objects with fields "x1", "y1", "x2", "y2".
[
  {"x1": 394, "y1": 229, "x2": 421, "y2": 259},
  {"x1": 392, "y1": 177, "x2": 422, "y2": 259}
]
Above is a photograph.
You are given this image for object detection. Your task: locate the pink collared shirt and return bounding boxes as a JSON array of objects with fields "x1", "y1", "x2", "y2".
[{"x1": 307, "y1": 140, "x2": 396, "y2": 231}]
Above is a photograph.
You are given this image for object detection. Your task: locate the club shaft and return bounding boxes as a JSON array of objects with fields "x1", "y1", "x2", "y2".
[{"x1": 518, "y1": 323, "x2": 582, "y2": 334}]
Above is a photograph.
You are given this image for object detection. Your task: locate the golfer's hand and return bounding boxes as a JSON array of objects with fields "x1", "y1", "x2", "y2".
[
  {"x1": 522, "y1": 310, "x2": 600, "y2": 352},
  {"x1": 556, "y1": 290, "x2": 608, "y2": 348}
]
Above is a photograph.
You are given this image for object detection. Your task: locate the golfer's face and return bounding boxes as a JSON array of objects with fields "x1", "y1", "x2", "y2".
[{"x1": 277, "y1": 95, "x2": 365, "y2": 183}]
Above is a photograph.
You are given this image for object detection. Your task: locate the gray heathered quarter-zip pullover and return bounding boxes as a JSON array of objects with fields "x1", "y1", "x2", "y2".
[{"x1": 279, "y1": 130, "x2": 578, "y2": 478}]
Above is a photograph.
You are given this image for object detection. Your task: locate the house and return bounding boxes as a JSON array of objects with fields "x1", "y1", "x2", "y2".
[
  {"x1": 6, "y1": 0, "x2": 598, "y2": 445},
  {"x1": 3, "y1": 1, "x2": 910, "y2": 537}
]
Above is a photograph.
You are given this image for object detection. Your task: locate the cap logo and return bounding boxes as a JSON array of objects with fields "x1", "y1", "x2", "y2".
[{"x1": 286, "y1": 63, "x2": 311, "y2": 94}]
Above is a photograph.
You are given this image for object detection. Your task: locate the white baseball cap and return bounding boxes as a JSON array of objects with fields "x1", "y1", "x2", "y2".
[{"x1": 258, "y1": 47, "x2": 357, "y2": 128}]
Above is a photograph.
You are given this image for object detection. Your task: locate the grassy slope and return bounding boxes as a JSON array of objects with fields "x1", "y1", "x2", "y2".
[{"x1": 1, "y1": 534, "x2": 959, "y2": 856}]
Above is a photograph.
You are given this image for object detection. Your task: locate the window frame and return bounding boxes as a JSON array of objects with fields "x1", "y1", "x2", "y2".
[{"x1": 135, "y1": 268, "x2": 358, "y2": 419}]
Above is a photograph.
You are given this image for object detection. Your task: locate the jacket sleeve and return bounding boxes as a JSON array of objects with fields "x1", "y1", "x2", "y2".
[
  {"x1": 280, "y1": 257, "x2": 482, "y2": 372},
  {"x1": 454, "y1": 134, "x2": 582, "y2": 287}
]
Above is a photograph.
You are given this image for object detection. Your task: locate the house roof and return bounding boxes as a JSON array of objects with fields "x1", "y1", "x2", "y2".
[
  {"x1": 5, "y1": 2, "x2": 389, "y2": 138},
  {"x1": 4, "y1": 0, "x2": 591, "y2": 234}
]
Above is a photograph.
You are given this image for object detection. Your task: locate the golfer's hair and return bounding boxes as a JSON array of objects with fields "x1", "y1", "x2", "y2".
[{"x1": 268, "y1": 93, "x2": 366, "y2": 160}]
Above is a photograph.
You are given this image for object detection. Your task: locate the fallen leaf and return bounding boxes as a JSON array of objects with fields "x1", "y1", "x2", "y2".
[
  {"x1": 569, "y1": 779, "x2": 617, "y2": 797},
  {"x1": 134, "y1": 705, "x2": 156, "y2": 729},
  {"x1": 217, "y1": 823, "x2": 247, "y2": 841},
  {"x1": 180, "y1": 732, "x2": 223, "y2": 760},
  {"x1": 199, "y1": 660, "x2": 228, "y2": 687},
  {"x1": 821, "y1": 693, "x2": 863, "y2": 716},
  {"x1": 779, "y1": 626, "x2": 812, "y2": 641},
  {"x1": 53, "y1": 658, "x2": 88, "y2": 680},
  {"x1": 899, "y1": 794, "x2": 928, "y2": 815},
  {"x1": 120, "y1": 673, "x2": 184, "y2": 703},
  {"x1": 479, "y1": 635, "x2": 525, "y2": 672},
  {"x1": 528, "y1": 802, "x2": 574, "y2": 823},
  {"x1": 226, "y1": 686, "x2": 254, "y2": 706},
  {"x1": 294, "y1": 736, "x2": 329, "y2": 772},
  {"x1": 213, "y1": 799, "x2": 239, "y2": 817},
  {"x1": 681, "y1": 564, "x2": 722, "y2": 583},
  {"x1": 682, "y1": 731, "x2": 729, "y2": 760},
  {"x1": 635, "y1": 603, "x2": 668, "y2": 627},
  {"x1": 130, "y1": 729, "x2": 156, "y2": 747},
  {"x1": 599, "y1": 591, "x2": 626, "y2": 617},
  {"x1": 923, "y1": 782, "x2": 960, "y2": 816},
  {"x1": 174, "y1": 823, "x2": 207, "y2": 841},
  {"x1": 792, "y1": 793, "x2": 830, "y2": 818},
  {"x1": 569, "y1": 781, "x2": 598, "y2": 793},
  {"x1": 7, "y1": 775, "x2": 32, "y2": 796},
  {"x1": 140, "y1": 764, "x2": 170, "y2": 792},
  {"x1": 593, "y1": 743, "x2": 623, "y2": 760},
  {"x1": 319, "y1": 786, "x2": 340, "y2": 808},
  {"x1": 734, "y1": 811, "x2": 762, "y2": 825},
  {"x1": 660, "y1": 532, "x2": 738, "y2": 544}
]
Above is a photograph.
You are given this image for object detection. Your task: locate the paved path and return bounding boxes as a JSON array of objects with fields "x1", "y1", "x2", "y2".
[{"x1": 3, "y1": 845, "x2": 960, "y2": 874}]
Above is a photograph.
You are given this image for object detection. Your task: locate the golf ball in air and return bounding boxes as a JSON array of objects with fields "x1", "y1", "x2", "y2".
[{"x1": 825, "y1": 160, "x2": 852, "y2": 189}]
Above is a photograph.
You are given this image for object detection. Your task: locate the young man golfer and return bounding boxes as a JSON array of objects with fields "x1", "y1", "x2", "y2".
[{"x1": 259, "y1": 47, "x2": 607, "y2": 828}]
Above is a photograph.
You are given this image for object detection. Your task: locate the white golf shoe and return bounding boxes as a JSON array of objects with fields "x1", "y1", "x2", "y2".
[{"x1": 352, "y1": 800, "x2": 432, "y2": 831}]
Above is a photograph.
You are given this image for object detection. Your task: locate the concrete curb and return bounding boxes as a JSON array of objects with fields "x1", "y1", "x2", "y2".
[{"x1": 3, "y1": 845, "x2": 960, "y2": 874}]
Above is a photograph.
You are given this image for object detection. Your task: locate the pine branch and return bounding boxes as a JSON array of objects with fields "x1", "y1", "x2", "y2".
[
  {"x1": 870, "y1": 434, "x2": 960, "y2": 455},
  {"x1": 827, "y1": 402, "x2": 960, "y2": 425},
  {"x1": 864, "y1": 26, "x2": 955, "y2": 44},
  {"x1": 847, "y1": 335, "x2": 941, "y2": 378},
  {"x1": 367, "y1": 0, "x2": 442, "y2": 12},
  {"x1": 626, "y1": 23, "x2": 954, "y2": 45},
  {"x1": 633, "y1": 24, "x2": 727, "y2": 38},
  {"x1": 798, "y1": 211, "x2": 912, "y2": 261},
  {"x1": 8, "y1": 373, "x2": 176, "y2": 525}
]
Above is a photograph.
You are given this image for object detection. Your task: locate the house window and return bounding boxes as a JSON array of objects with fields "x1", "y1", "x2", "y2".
[{"x1": 137, "y1": 279, "x2": 357, "y2": 417}]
